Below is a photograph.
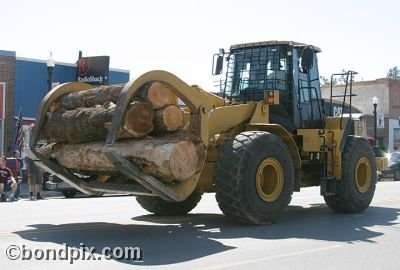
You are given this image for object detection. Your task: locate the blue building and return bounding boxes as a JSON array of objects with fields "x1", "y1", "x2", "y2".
[{"x1": 0, "y1": 50, "x2": 130, "y2": 155}]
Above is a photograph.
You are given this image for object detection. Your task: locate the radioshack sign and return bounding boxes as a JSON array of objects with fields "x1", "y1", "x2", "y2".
[{"x1": 77, "y1": 56, "x2": 110, "y2": 85}]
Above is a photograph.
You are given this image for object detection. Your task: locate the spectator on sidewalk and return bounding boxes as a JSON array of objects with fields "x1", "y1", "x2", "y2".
[
  {"x1": 0, "y1": 156, "x2": 17, "y2": 202},
  {"x1": 11, "y1": 150, "x2": 23, "y2": 200},
  {"x1": 26, "y1": 156, "x2": 44, "y2": 200}
]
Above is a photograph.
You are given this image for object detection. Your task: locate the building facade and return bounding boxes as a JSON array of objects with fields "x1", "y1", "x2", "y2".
[
  {"x1": 322, "y1": 78, "x2": 400, "y2": 152},
  {"x1": 0, "y1": 50, "x2": 130, "y2": 155}
]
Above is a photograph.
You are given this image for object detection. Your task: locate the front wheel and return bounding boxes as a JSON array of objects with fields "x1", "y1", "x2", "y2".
[
  {"x1": 62, "y1": 190, "x2": 78, "y2": 198},
  {"x1": 215, "y1": 131, "x2": 294, "y2": 225},
  {"x1": 136, "y1": 191, "x2": 202, "y2": 216},
  {"x1": 324, "y1": 136, "x2": 376, "y2": 212}
]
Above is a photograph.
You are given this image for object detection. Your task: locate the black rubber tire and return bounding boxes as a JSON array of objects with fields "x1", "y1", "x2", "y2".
[
  {"x1": 324, "y1": 136, "x2": 376, "y2": 213},
  {"x1": 394, "y1": 170, "x2": 400, "y2": 181},
  {"x1": 215, "y1": 131, "x2": 294, "y2": 225},
  {"x1": 62, "y1": 190, "x2": 78, "y2": 198},
  {"x1": 136, "y1": 191, "x2": 202, "y2": 216}
]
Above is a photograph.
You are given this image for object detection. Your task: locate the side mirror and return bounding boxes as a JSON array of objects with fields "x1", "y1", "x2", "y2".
[
  {"x1": 301, "y1": 47, "x2": 314, "y2": 70},
  {"x1": 212, "y1": 52, "x2": 224, "y2": 75}
]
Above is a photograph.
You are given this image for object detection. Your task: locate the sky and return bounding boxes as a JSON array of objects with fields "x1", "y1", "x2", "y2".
[{"x1": 2, "y1": 0, "x2": 399, "y2": 91}]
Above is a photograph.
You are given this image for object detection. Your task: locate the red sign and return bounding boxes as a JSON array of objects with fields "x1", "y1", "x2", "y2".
[
  {"x1": 0, "y1": 83, "x2": 5, "y2": 119},
  {"x1": 78, "y1": 58, "x2": 90, "y2": 76}
]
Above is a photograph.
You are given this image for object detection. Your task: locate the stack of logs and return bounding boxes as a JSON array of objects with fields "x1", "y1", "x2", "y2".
[{"x1": 39, "y1": 81, "x2": 204, "y2": 183}]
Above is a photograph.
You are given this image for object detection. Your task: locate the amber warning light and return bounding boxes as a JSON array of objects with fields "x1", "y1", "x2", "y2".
[{"x1": 264, "y1": 90, "x2": 279, "y2": 105}]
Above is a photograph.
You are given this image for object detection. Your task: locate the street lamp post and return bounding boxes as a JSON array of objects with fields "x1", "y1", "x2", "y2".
[
  {"x1": 46, "y1": 52, "x2": 55, "y2": 92},
  {"x1": 372, "y1": 96, "x2": 379, "y2": 147}
]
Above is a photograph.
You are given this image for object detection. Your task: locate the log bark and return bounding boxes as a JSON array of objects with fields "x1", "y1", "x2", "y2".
[
  {"x1": 43, "y1": 105, "x2": 115, "y2": 143},
  {"x1": 44, "y1": 139, "x2": 202, "y2": 182},
  {"x1": 153, "y1": 105, "x2": 183, "y2": 133},
  {"x1": 136, "y1": 81, "x2": 176, "y2": 109},
  {"x1": 56, "y1": 84, "x2": 124, "y2": 110},
  {"x1": 42, "y1": 101, "x2": 154, "y2": 143}
]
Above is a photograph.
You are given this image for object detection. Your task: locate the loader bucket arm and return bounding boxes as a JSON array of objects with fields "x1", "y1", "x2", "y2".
[
  {"x1": 28, "y1": 71, "x2": 215, "y2": 202},
  {"x1": 103, "y1": 70, "x2": 215, "y2": 201},
  {"x1": 30, "y1": 82, "x2": 93, "y2": 147},
  {"x1": 27, "y1": 82, "x2": 98, "y2": 195}
]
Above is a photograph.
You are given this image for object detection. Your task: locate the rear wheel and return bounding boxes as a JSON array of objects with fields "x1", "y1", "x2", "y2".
[
  {"x1": 324, "y1": 136, "x2": 376, "y2": 212},
  {"x1": 215, "y1": 131, "x2": 294, "y2": 225},
  {"x1": 136, "y1": 191, "x2": 202, "y2": 216}
]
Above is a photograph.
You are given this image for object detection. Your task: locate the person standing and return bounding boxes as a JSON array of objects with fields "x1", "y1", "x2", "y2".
[
  {"x1": 26, "y1": 156, "x2": 44, "y2": 200},
  {"x1": 0, "y1": 156, "x2": 17, "y2": 202},
  {"x1": 12, "y1": 150, "x2": 23, "y2": 200}
]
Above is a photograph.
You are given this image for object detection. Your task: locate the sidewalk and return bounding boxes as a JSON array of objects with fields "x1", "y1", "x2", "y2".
[{"x1": 17, "y1": 181, "x2": 62, "y2": 199}]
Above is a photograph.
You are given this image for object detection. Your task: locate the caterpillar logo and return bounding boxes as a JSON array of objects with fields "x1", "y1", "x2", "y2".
[{"x1": 333, "y1": 106, "x2": 343, "y2": 116}]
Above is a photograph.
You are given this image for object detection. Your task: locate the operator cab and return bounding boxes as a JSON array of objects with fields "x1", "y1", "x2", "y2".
[{"x1": 213, "y1": 41, "x2": 324, "y2": 132}]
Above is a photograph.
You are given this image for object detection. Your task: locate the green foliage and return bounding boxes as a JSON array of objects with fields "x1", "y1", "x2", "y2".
[
  {"x1": 387, "y1": 66, "x2": 400, "y2": 80},
  {"x1": 320, "y1": 76, "x2": 337, "y2": 86},
  {"x1": 320, "y1": 69, "x2": 356, "y2": 86},
  {"x1": 338, "y1": 69, "x2": 349, "y2": 84}
]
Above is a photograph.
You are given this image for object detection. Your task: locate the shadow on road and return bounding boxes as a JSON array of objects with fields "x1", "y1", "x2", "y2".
[{"x1": 13, "y1": 205, "x2": 400, "y2": 266}]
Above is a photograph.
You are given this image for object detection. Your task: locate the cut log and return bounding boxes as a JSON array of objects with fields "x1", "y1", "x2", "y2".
[
  {"x1": 43, "y1": 105, "x2": 115, "y2": 143},
  {"x1": 122, "y1": 101, "x2": 154, "y2": 137},
  {"x1": 43, "y1": 139, "x2": 202, "y2": 182},
  {"x1": 42, "y1": 101, "x2": 154, "y2": 143},
  {"x1": 153, "y1": 105, "x2": 183, "y2": 133},
  {"x1": 136, "y1": 81, "x2": 176, "y2": 109},
  {"x1": 57, "y1": 84, "x2": 124, "y2": 110}
]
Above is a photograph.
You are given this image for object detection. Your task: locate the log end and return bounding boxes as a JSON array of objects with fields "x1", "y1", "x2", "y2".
[
  {"x1": 147, "y1": 82, "x2": 176, "y2": 109},
  {"x1": 162, "y1": 105, "x2": 183, "y2": 131},
  {"x1": 153, "y1": 105, "x2": 184, "y2": 134},
  {"x1": 169, "y1": 141, "x2": 199, "y2": 182},
  {"x1": 123, "y1": 101, "x2": 154, "y2": 137}
]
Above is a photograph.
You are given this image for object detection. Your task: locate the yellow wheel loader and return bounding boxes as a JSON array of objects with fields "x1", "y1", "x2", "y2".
[{"x1": 26, "y1": 41, "x2": 387, "y2": 224}]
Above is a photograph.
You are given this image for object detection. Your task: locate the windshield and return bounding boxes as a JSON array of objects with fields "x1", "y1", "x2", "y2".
[{"x1": 224, "y1": 45, "x2": 289, "y2": 100}]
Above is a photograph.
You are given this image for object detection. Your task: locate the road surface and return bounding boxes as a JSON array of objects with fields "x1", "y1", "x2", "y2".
[{"x1": 0, "y1": 180, "x2": 399, "y2": 269}]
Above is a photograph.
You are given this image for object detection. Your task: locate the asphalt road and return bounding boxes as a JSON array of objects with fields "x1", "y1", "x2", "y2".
[{"x1": 1, "y1": 180, "x2": 399, "y2": 270}]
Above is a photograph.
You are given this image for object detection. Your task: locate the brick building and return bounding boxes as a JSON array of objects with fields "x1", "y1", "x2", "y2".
[
  {"x1": 0, "y1": 50, "x2": 16, "y2": 154},
  {"x1": 322, "y1": 78, "x2": 400, "y2": 152}
]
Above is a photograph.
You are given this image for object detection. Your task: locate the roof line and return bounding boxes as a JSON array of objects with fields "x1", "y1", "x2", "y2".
[
  {"x1": 230, "y1": 40, "x2": 321, "y2": 52},
  {"x1": 16, "y1": 57, "x2": 129, "y2": 73}
]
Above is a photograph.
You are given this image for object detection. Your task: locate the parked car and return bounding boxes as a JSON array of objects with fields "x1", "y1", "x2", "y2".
[
  {"x1": 42, "y1": 171, "x2": 51, "y2": 191},
  {"x1": 379, "y1": 152, "x2": 400, "y2": 181},
  {"x1": 45, "y1": 174, "x2": 104, "y2": 198},
  {"x1": 45, "y1": 174, "x2": 79, "y2": 198}
]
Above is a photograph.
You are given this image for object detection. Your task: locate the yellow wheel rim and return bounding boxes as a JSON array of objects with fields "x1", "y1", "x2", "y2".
[
  {"x1": 256, "y1": 158, "x2": 284, "y2": 202},
  {"x1": 355, "y1": 157, "x2": 372, "y2": 193}
]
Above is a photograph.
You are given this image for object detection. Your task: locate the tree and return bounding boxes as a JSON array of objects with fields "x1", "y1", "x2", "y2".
[
  {"x1": 387, "y1": 66, "x2": 400, "y2": 80},
  {"x1": 320, "y1": 69, "x2": 355, "y2": 86},
  {"x1": 320, "y1": 75, "x2": 337, "y2": 86},
  {"x1": 338, "y1": 69, "x2": 349, "y2": 85}
]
